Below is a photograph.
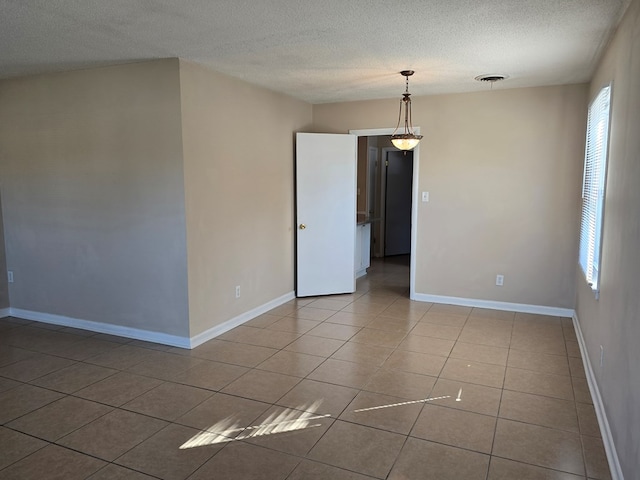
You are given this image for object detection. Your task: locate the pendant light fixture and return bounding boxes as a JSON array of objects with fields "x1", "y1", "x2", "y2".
[{"x1": 391, "y1": 70, "x2": 423, "y2": 151}]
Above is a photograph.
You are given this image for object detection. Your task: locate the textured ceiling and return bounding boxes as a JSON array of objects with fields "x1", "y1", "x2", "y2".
[{"x1": 0, "y1": 0, "x2": 631, "y2": 103}]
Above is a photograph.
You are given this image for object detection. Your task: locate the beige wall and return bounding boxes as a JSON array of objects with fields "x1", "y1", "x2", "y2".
[
  {"x1": 0, "y1": 193, "x2": 8, "y2": 309},
  {"x1": 178, "y1": 60, "x2": 312, "y2": 337},
  {"x1": 575, "y1": 0, "x2": 640, "y2": 476},
  {"x1": 314, "y1": 84, "x2": 587, "y2": 308},
  {"x1": 0, "y1": 59, "x2": 190, "y2": 336}
]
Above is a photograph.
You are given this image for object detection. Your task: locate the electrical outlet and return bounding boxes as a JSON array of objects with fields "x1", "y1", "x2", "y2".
[
  {"x1": 235, "y1": 285, "x2": 241, "y2": 298},
  {"x1": 7, "y1": 271, "x2": 13, "y2": 283},
  {"x1": 496, "y1": 274, "x2": 504, "y2": 286}
]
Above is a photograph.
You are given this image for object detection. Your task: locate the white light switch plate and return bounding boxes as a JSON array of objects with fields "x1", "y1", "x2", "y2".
[{"x1": 421, "y1": 192, "x2": 429, "y2": 202}]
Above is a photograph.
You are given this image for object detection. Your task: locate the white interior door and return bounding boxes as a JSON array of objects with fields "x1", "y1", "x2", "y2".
[{"x1": 296, "y1": 133, "x2": 356, "y2": 297}]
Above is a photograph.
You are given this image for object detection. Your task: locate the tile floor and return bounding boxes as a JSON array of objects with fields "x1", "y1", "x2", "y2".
[{"x1": 0, "y1": 256, "x2": 612, "y2": 479}]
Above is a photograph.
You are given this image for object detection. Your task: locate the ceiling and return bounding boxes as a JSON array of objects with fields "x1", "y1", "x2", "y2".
[{"x1": 0, "y1": 0, "x2": 631, "y2": 104}]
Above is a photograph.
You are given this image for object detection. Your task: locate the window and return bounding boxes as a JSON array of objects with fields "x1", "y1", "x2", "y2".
[{"x1": 579, "y1": 85, "x2": 611, "y2": 296}]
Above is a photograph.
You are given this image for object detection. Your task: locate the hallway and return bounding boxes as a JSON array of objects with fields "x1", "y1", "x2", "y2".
[{"x1": 0, "y1": 257, "x2": 611, "y2": 479}]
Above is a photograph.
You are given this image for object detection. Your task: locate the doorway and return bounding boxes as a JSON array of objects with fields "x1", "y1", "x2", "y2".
[
  {"x1": 350, "y1": 127, "x2": 420, "y2": 300},
  {"x1": 384, "y1": 149, "x2": 413, "y2": 256}
]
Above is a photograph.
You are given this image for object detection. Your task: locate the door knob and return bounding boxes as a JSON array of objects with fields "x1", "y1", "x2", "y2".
[{"x1": 299, "y1": 224, "x2": 306, "y2": 230}]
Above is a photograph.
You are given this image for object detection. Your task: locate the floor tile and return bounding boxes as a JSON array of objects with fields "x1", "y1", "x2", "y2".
[
  {"x1": 330, "y1": 341, "x2": 394, "y2": 367},
  {"x1": 504, "y1": 367, "x2": 574, "y2": 400},
  {"x1": 0, "y1": 444, "x2": 106, "y2": 480},
  {"x1": 222, "y1": 369, "x2": 300, "y2": 403},
  {"x1": 307, "y1": 358, "x2": 378, "y2": 389},
  {"x1": 499, "y1": 389, "x2": 578, "y2": 432},
  {"x1": 339, "y1": 390, "x2": 424, "y2": 434},
  {"x1": 365, "y1": 315, "x2": 417, "y2": 333},
  {"x1": 469, "y1": 308, "x2": 515, "y2": 321},
  {"x1": 451, "y1": 341, "x2": 508, "y2": 366},
  {"x1": 276, "y1": 379, "x2": 359, "y2": 418},
  {"x1": 510, "y1": 333, "x2": 567, "y2": 356},
  {"x1": 488, "y1": 457, "x2": 586, "y2": 479},
  {"x1": 284, "y1": 335, "x2": 345, "y2": 357},
  {"x1": 267, "y1": 304, "x2": 300, "y2": 316},
  {"x1": 341, "y1": 301, "x2": 389, "y2": 316},
  {"x1": 124, "y1": 382, "x2": 213, "y2": 421},
  {"x1": 219, "y1": 326, "x2": 299, "y2": 349},
  {"x1": 0, "y1": 353, "x2": 75, "y2": 382},
  {"x1": 306, "y1": 298, "x2": 353, "y2": 311},
  {"x1": 428, "y1": 378, "x2": 502, "y2": 416},
  {"x1": 30, "y1": 362, "x2": 117, "y2": 393},
  {"x1": 307, "y1": 322, "x2": 360, "y2": 341},
  {"x1": 512, "y1": 321, "x2": 564, "y2": 339},
  {"x1": 465, "y1": 316, "x2": 514, "y2": 329},
  {"x1": 187, "y1": 442, "x2": 300, "y2": 480},
  {"x1": 566, "y1": 341, "x2": 582, "y2": 358},
  {"x1": 87, "y1": 464, "x2": 157, "y2": 479},
  {"x1": 288, "y1": 306, "x2": 337, "y2": 321},
  {"x1": 256, "y1": 350, "x2": 325, "y2": 377},
  {"x1": 492, "y1": 418, "x2": 585, "y2": 476},
  {"x1": 576, "y1": 402, "x2": 601, "y2": 437},
  {"x1": 420, "y1": 312, "x2": 468, "y2": 327},
  {"x1": 507, "y1": 350, "x2": 570, "y2": 376},
  {"x1": 350, "y1": 327, "x2": 406, "y2": 348},
  {"x1": 242, "y1": 404, "x2": 334, "y2": 456},
  {"x1": 58, "y1": 409, "x2": 168, "y2": 461},
  {"x1": 581, "y1": 435, "x2": 611, "y2": 479},
  {"x1": 363, "y1": 368, "x2": 436, "y2": 400},
  {"x1": 0, "y1": 384, "x2": 65, "y2": 423},
  {"x1": 457, "y1": 325, "x2": 512, "y2": 348},
  {"x1": 383, "y1": 349, "x2": 446, "y2": 376},
  {"x1": 568, "y1": 356, "x2": 586, "y2": 378},
  {"x1": 0, "y1": 345, "x2": 36, "y2": 368},
  {"x1": 411, "y1": 322, "x2": 462, "y2": 340},
  {"x1": 116, "y1": 423, "x2": 221, "y2": 480},
  {"x1": 187, "y1": 339, "x2": 278, "y2": 367},
  {"x1": 171, "y1": 361, "x2": 248, "y2": 390},
  {"x1": 75, "y1": 371, "x2": 163, "y2": 406},
  {"x1": 0, "y1": 376, "x2": 21, "y2": 393},
  {"x1": 411, "y1": 404, "x2": 496, "y2": 453},
  {"x1": 0, "y1": 260, "x2": 602, "y2": 480},
  {"x1": 428, "y1": 304, "x2": 472, "y2": 316},
  {"x1": 287, "y1": 459, "x2": 373, "y2": 480},
  {"x1": 378, "y1": 306, "x2": 426, "y2": 322},
  {"x1": 126, "y1": 353, "x2": 205, "y2": 381},
  {"x1": 440, "y1": 357, "x2": 506, "y2": 388},
  {"x1": 84, "y1": 344, "x2": 165, "y2": 370},
  {"x1": 308, "y1": 420, "x2": 405, "y2": 478},
  {"x1": 44, "y1": 337, "x2": 121, "y2": 361},
  {"x1": 324, "y1": 311, "x2": 376, "y2": 327},
  {"x1": 7, "y1": 395, "x2": 112, "y2": 441},
  {"x1": 388, "y1": 437, "x2": 490, "y2": 480},
  {"x1": 243, "y1": 313, "x2": 283, "y2": 329},
  {"x1": 265, "y1": 317, "x2": 319, "y2": 334},
  {"x1": 397, "y1": 334, "x2": 455, "y2": 357},
  {"x1": 572, "y1": 377, "x2": 593, "y2": 404},
  {"x1": 176, "y1": 392, "x2": 271, "y2": 431},
  {"x1": 0, "y1": 426, "x2": 48, "y2": 470}
]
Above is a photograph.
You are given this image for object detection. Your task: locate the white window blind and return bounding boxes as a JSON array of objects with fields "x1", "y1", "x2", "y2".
[{"x1": 579, "y1": 85, "x2": 611, "y2": 294}]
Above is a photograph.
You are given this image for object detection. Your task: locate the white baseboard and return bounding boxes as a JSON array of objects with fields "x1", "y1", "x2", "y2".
[
  {"x1": 572, "y1": 312, "x2": 623, "y2": 480},
  {"x1": 7, "y1": 291, "x2": 297, "y2": 350},
  {"x1": 412, "y1": 293, "x2": 575, "y2": 318},
  {"x1": 189, "y1": 291, "x2": 296, "y2": 348},
  {"x1": 9, "y1": 307, "x2": 192, "y2": 348}
]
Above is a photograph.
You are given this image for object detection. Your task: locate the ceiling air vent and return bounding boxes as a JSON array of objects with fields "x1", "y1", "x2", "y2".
[{"x1": 474, "y1": 74, "x2": 508, "y2": 83}]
